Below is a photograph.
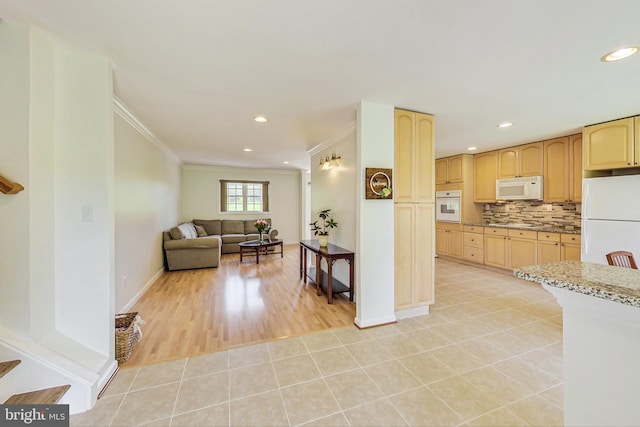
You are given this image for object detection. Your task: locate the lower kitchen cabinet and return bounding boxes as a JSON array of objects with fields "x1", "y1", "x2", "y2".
[
  {"x1": 561, "y1": 234, "x2": 581, "y2": 261},
  {"x1": 436, "y1": 222, "x2": 463, "y2": 258},
  {"x1": 537, "y1": 232, "x2": 561, "y2": 264},
  {"x1": 484, "y1": 227, "x2": 538, "y2": 269},
  {"x1": 484, "y1": 229, "x2": 508, "y2": 269},
  {"x1": 537, "y1": 232, "x2": 581, "y2": 264},
  {"x1": 463, "y1": 225, "x2": 484, "y2": 264},
  {"x1": 509, "y1": 237, "x2": 538, "y2": 268}
]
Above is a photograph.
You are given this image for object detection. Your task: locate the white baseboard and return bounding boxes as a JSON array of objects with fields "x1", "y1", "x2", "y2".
[
  {"x1": 394, "y1": 305, "x2": 429, "y2": 320},
  {"x1": 119, "y1": 267, "x2": 164, "y2": 313},
  {"x1": 354, "y1": 314, "x2": 397, "y2": 329}
]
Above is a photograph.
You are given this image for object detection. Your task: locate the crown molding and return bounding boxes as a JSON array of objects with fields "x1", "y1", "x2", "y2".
[
  {"x1": 182, "y1": 163, "x2": 301, "y2": 175},
  {"x1": 113, "y1": 96, "x2": 182, "y2": 165},
  {"x1": 307, "y1": 122, "x2": 356, "y2": 156}
]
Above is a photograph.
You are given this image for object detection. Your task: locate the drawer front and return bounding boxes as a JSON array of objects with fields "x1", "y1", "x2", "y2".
[
  {"x1": 538, "y1": 232, "x2": 561, "y2": 242},
  {"x1": 485, "y1": 227, "x2": 509, "y2": 236},
  {"x1": 463, "y1": 233, "x2": 484, "y2": 248},
  {"x1": 436, "y1": 221, "x2": 463, "y2": 231},
  {"x1": 463, "y1": 225, "x2": 483, "y2": 233},
  {"x1": 463, "y1": 246, "x2": 484, "y2": 263},
  {"x1": 561, "y1": 233, "x2": 581, "y2": 244},
  {"x1": 508, "y1": 229, "x2": 538, "y2": 240}
]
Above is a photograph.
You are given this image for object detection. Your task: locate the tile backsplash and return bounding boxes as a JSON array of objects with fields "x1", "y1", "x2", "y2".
[{"x1": 483, "y1": 200, "x2": 581, "y2": 230}]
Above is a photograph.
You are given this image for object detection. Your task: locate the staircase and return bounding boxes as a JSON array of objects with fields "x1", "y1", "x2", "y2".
[{"x1": 0, "y1": 360, "x2": 70, "y2": 405}]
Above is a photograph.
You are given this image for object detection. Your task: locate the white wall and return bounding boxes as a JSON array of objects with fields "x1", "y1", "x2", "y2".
[
  {"x1": 0, "y1": 20, "x2": 31, "y2": 336},
  {"x1": 0, "y1": 20, "x2": 117, "y2": 413},
  {"x1": 52, "y1": 42, "x2": 114, "y2": 357},
  {"x1": 114, "y1": 110, "x2": 181, "y2": 312},
  {"x1": 355, "y1": 101, "x2": 396, "y2": 327},
  {"x1": 310, "y1": 127, "x2": 357, "y2": 284},
  {"x1": 181, "y1": 165, "x2": 301, "y2": 244}
]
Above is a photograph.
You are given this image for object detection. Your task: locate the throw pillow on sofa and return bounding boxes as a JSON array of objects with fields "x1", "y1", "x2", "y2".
[
  {"x1": 175, "y1": 222, "x2": 198, "y2": 239},
  {"x1": 169, "y1": 226, "x2": 184, "y2": 240},
  {"x1": 194, "y1": 224, "x2": 208, "y2": 237},
  {"x1": 193, "y1": 219, "x2": 221, "y2": 236}
]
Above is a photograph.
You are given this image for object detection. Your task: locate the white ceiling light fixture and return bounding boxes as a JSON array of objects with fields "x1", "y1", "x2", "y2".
[
  {"x1": 467, "y1": 146, "x2": 477, "y2": 151},
  {"x1": 497, "y1": 122, "x2": 513, "y2": 128},
  {"x1": 283, "y1": 161, "x2": 289, "y2": 164},
  {"x1": 254, "y1": 115, "x2": 268, "y2": 123},
  {"x1": 601, "y1": 47, "x2": 639, "y2": 62},
  {"x1": 243, "y1": 148, "x2": 253, "y2": 152}
]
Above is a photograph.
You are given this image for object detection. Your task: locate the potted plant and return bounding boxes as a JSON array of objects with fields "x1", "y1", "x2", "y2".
[{"x1": 310, "y1": 209, "x2": 338, "y2": 247}]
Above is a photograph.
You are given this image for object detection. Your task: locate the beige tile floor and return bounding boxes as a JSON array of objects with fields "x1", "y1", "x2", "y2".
[{"x1": 71, "y1": 258, "x2": 564, "y2": 426}]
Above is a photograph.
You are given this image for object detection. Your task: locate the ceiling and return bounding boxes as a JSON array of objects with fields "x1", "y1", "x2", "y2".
[{"x1": 1, "y1": 1, "x2": 639, "y2": 170}]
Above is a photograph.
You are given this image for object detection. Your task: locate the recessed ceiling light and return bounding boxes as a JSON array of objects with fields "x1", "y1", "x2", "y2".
[
  {"x1": 601, "y1": 47, "x2": 639, "y2": 62},
  {"x1": 497, "y1": 122, "x2": 513, "y2": 128},
  {"x1": 467, "y1": 146, "x2": 477, "y2": 151},
  {"x1": 243, "y1": 148, "x2": 253, "y2": 152},
  {"x1": 283, "y1": 161, "x2": 289, "y2": 164},
  {"x1": 254, "y1": 115, "x2": 268, "y2": 123}
]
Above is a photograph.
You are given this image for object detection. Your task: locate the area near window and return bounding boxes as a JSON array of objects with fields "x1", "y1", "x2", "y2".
[{"x1": 220, "y1": 180, "x2": 269, "y2": 213}]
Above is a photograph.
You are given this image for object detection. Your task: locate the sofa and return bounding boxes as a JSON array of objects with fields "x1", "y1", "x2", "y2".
[{"x1": 163, "y1": 219, "x2": 279, "y2": 270}]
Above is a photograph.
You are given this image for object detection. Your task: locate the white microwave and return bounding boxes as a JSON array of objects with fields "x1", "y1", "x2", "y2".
[{"x1": 496, "y1": 176, "x2": 543, "y2": 200}]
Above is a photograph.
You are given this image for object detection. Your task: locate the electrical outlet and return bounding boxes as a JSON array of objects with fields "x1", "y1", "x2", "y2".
[
  {"x1": 504, "y1": 204, "x2": 510, "y2": 212},
  {"x1": 546, "y1": 204, "x2": 553, "y2": 211}
]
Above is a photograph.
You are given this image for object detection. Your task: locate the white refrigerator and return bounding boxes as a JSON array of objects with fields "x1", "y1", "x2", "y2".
[{"x1": 582, "y1": 175, "x2": 640, "y2": 265}]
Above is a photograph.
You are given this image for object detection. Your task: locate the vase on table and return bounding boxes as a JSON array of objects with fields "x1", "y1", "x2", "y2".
[
  {"x1": 318, "y1": 235, "x2": 329, "y2": 247},
  {"x1": 259, "y1": 232, "x2": 264, "y2": 243}
]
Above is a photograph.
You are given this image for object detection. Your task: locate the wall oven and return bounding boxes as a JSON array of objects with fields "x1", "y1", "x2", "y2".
[{"x1": 435, "y1": 190, "x2": 462, "y2": 223}]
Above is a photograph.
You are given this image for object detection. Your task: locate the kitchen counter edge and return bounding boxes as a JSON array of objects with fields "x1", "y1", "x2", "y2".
[{"x1": 514, "y1": 261, "x2": 640, "y2": 308}]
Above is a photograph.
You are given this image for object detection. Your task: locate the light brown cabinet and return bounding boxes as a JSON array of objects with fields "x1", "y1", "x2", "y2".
[
  {"x1": 543, "y1": 137, "x2": 571, "y2": 202},
  {"x1": 394, "y1": 109, "x2": 435, "y2": 203},
  {"x1": 561, "y1": 234, "x2": 581, "y2": 261},
  {"x1": 498, "y1": 142, "x2": 543, "y2": 178},
  {"x1": 537, "y1": 232, "x2": 561, "y2": 264},
  {"x1": 463, "y1": 225, "x2": 484, "y2": 264},
  {"x1": 484, "y1": 227, "x2": 538, "y2": 269},
  {"x1": 435, "y1": 155, "x2": 463, "y2": 184},
  {"x1": 395, "y1": 203, "x2": 434, "y2": 310},
  {"x1": 544, "y1": 134, "x2": 582, "y2": 202},
  {"x1": 583, "y1": 116, "x2": 639, "y2": 170},
  {"x1": 394, "y1": 108, "x2": 435, "y2": 311},
  {"x1": 484, "y1": 228, "x2": 508, "y2": 268},
  {"x1": 507, "y1": 229, "x2": 538, "y2": 269},
  {"x1": 570, "y1": 134, "x2": 583, "y2": 202},
  {"x1": 436, "y1": 222, "x2": 463, "y2": 258},
  {"x1": 474, "y1": 150, "x2": 498, "y2": 202}
]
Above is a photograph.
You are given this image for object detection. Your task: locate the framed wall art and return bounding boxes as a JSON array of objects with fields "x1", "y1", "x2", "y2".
[{"x1": 365, "y1": 168, "x2": 393, "y2": 199}]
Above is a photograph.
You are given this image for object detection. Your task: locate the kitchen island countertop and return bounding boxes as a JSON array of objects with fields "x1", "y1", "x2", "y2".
[{"x1": 514, "y1": 261, "x2": 640, "y2": 308}]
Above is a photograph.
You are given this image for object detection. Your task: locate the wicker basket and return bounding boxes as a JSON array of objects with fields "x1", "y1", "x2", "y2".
[{"x1": 115, "y1": 312, "x2": 141, "y2": 362}]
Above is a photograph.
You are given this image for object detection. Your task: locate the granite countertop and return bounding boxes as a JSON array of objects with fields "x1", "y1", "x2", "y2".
[
  {"x1": 465, "y1": 222, "x2": 581, "y2": 234},
  {"x1": 515, "y1": 261, "x2": 640, "y2": 308}
]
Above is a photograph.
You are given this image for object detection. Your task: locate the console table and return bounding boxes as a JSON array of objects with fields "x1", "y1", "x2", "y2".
[{"x1": 299, "y1": 240, "x2": 354, "y2": 304}]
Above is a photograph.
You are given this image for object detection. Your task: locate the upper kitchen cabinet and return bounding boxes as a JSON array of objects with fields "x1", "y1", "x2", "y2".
[
  {"x1": 394, "y1": 109, "x2": 434, "y2": 203},
  {"x1": 474, "y1": 150, "x2": 498, "y2": 202},
  {"x1": 570, "y1": 134, "x2": 583, "y2": 202},
  {"x1": 583, "y1": 116, "x2": 638, "y2": 170},
  {"x1": 498, "y1": 142, "x2": 543, "y2": 178},
  {"x1": 543, "y1": 136, "x2": 570, "y2": 202},
  {"x1": 435, "y1": 155, "x2": 463, "y2": 184}
]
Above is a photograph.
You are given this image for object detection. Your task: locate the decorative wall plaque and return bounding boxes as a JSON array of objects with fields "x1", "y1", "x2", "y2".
[{"x1": 365, "y1": 168, "x2": 393, "y2": 199}]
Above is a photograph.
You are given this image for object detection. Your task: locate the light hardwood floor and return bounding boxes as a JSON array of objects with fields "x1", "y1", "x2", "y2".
[{"x1": 121, "y1": 245, "x2": 356, "y2": 367}]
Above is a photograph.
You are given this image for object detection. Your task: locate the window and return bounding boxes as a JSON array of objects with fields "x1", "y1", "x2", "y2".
[{"x1": 220, "y1": 180, "x2": 269, "y2": 213}]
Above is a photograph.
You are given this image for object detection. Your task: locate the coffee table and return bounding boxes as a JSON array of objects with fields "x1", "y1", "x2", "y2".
[{"x1": 239, "y1": 239, "x2": 284, "y2": 264}]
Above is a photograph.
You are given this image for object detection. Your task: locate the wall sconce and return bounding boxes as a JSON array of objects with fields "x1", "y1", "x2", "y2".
[{"x1": 318, "y1": 151, "x2": 341, "y2": 171}]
